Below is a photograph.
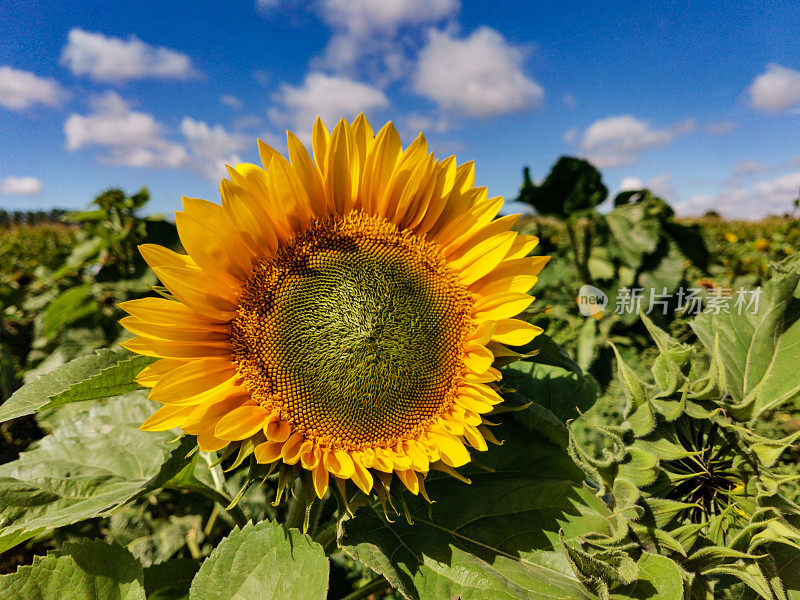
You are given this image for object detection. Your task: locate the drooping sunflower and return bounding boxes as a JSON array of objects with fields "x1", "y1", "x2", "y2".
[{"x1": 120, "y1": 115, "x2": 548, "y2": 501}]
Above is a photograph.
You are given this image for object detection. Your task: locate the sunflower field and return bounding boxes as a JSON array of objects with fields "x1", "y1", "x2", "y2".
[{"x1": 1, "y1": 119, "x2": 800, "y2": 600}]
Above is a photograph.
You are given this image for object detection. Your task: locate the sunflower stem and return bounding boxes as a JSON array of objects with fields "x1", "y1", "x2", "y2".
[
  {"x1": 340, "y1": 577, "x2": 391, "y2": 600},
  {"x1": 314, "y1": 519, "x2": 339, "y2": 555}
]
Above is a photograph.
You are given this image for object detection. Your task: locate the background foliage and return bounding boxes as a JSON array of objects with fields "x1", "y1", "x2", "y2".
[{"x1": 1, "y1": 162, "x2": 799, "y2": 599}]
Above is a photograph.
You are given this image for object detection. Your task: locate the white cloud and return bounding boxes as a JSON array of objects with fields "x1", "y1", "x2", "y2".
[
  {"x1": 0, "y1": 66, "x2": 69, "y2": 110},
  {"x1": 679, "y1": 170, "x2": 800, "y2": 218},
  {"x1": 314, "y1": 0, "x2": 458, "y2": 79},
  {"x1": 704, "y1": 120, "x2": 737, "y2": 135},
  {"x1": 577, "y1": 115, "x2": 696, "y2": 168},
  {"x1": 748, "y1": 63, "x2": 800, "y2": 113},
  {"x1": 268, "y1": 73, "x2": 389, "y2": 142},
  {"x1": 220, "y1": 94, "x2": 243, "y2": 110},
  {"x1": 619, "y1": 176, "x2": 643, "y2": 191},
  {"x1": 400, "y1": 112, "x2": 452, "y2": 135},
  {"x1": 414, "y1": 27, "x2": 542, "y2": 118},
  {"x1": 618, "y1": 173, "x2": 675, "y2": 199},
  {"x1": 563, "y1": 127, "x2": 579, "y2": 144},
  {"x1": 255, "y1": 0, "x2": 279, "y2": 11},
  {"x1": 64, "y1": 91, "x2": 188, "y2": 169},
  {"x1": 0, "y1": 176, "x2": 43, "y2": 195},
  {"x1": 732, "y1": 160, "x2": 767, "y2": 175},
  {"x1": 562, "y1": 92, "x2": 577, "y2": 108},
  {"x1": 60, "y1": 28, "x2": 199, "y2": 82},
  {"x1": 181, "y1": 118, "x2": 248, "y2": 181}
]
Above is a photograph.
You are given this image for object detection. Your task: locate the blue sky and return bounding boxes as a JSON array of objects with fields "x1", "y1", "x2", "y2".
[{"x1": 1, "y1": 0, "x2": 799, "y2": 218}]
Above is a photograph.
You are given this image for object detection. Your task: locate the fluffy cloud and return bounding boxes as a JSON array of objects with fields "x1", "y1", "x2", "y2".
[
  {"x1": 0, "y1": 66, "x2": 69, "y2": 110},
  {"x1": 748, "y1": 63, "x2": 800, "y2": 113},
  {"x1": 679, "y1": 170, "x2": 800, "y2": 218},
  {"x1": 577, "y1": 115, "x2": 696, "y2": 168},
  {"x1": 220, "y1": 94, "x2": 243, "y2": 110},
  {"x1": 0, "y1": 176, "x2": 43, "y2": 195},
  {"x1": 619, "y1": 173, "x2": 675, "y2": 199},
  {"x1": 413, "y1": 27, "x2": 543, "y2": 117},
  {"x1": 181, "y1": 118, "x2": 248, "y2": 181},
  {"x1": 60, "y1": 28, "x2": 199, "y2": 82},
  {"x1": 64, "y1": 92, "x2": 250, "y2": 181},
  {"x1": 64, "y1": 92, "x2": 188, "y2": 168},
  {"x1": 704, "y1": 120, "x2": 737, "y2": 135},
  {"x1": 314, "y1": 0, "x2": 458, "y2": 78},
  {"x1": 268, "y1": 73, "x2": 389, "y2": 142}
]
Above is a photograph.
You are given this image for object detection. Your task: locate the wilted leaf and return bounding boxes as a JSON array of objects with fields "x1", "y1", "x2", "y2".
[
  {"x1": 0, "y1": 539, "x2": 145, "y2": 600},
  {"x1": 188, "y1": 520, "x2": 328, "y2": 600},
  {"x1": 0, "y1": 347, "x2": 150, "y2": 422},
  {"x1": 0, "y1": 393, "x2": 194, "y2": 552}
]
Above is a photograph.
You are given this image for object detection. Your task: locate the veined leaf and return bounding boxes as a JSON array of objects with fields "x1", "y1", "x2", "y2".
[
  {"x1": 501, "y1": 360, "x2": 599, "y2": 423},
  {"x1": 188, "y1": 520, "x2": 328, "y2": 600},
  {"x1": 0, "y1": 393, "x2": 194, "y2": 553},
  {"x1": 340, "y1": 410, "x2": 610, "y2": 600},
  {"x1": 691, "y1": 258, "x2": 800, "y2": 421},
  {"x1": 609, "y1": 553, "x2": 683, "y2": 600},
  {"x1": 0, "y1": 539, "x2": 145, "y2": 600},
  {"x1": 0, "y1": 347, "x2": 152, "y2": 423}
]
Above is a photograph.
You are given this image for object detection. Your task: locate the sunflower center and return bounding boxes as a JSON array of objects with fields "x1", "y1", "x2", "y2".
[{"x1": 231, "y1": 211, "x2": 472, "y2": 450}]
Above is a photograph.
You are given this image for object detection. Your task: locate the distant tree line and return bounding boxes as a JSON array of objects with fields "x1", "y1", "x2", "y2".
[{"x1": 0, "y1": 209, "x2": 67, "y2": 228}]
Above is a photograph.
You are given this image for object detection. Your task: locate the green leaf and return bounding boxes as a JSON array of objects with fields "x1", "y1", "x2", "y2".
[
  {"x1": 0, "y1": 539, "x2": 145, "y2": 600},
  {"x1": 39, "y1": 283, "x2": 99, "y2": 340},
  {"x1": 604, "y1": 203, "x2": 660, "y2": 268},
  {"x1": 0, "y1": 347, "x2": 151, "y2": 423},
  {"x1": 501, "y1": 360, "x2": 599, "y2": 423},
  {"x1": 691, "y1": 259, "x2": 800, "y2": 421},
  {"x1": 0, "y1": 393, "x2": 194, "y2": 553},
  {"x1": 340, "y1": 410, "x2": 610, "y2": 600},
  {"x1": 188, "y1": 520, "x2": 328, "y2": 600},
  {"x1": 610, "y1": 553, "x2": 683, "y2": 600},
  {"x1": 143, "y1": 559, "x2": 199, "y2": 600}
]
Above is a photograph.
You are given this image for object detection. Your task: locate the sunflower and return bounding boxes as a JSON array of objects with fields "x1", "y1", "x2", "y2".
[{"x1": 120, "y1": 115, "x2": 548, "y2": 502}]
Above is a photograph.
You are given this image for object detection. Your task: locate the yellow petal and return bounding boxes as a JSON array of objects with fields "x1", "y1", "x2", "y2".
[
  {"x1": 197, "y1": 432, "x2": 228, "y2": 452},
  {"x1": 323, "y1": 448, "x2": 355, "y2": 478},
  {"x1": 149, "y1": 358, "x2": 237, "y2": 404},
  {"x1": 213, "y1": 405, "x2": 269, "y2": 441},
  {"x1": 313, "y1": 460, "x2": 329, "y2": 499},
  {"x1": 120, "y1": 316, "x2": 229, "y2": 343},
  {"x1": 397, "y1": 469, "x2": 420, "y2": 495},
  {"x1": 120, "y1": 297, "x2": 227, "y2": 327},
  {"x1": 505, "y1": 235, "x2": 539, "y2": 260},
  {"x1": 140, "y1": 404, "x2": 195, "y2": 432},
  {"x1": 254, "y1": 441, "x2": 283, "y2": 463},
  {"x1": 134, "y1": 358, "x2": 185, "y2": 387},
  {"x1": 473, "y1": 292, "x2": 534, "y2": 321},
  {"x1": 175, "y1": 209, "x2": 247, "y2": 285},
  {"x1": 281, "y1": 433, "x2": 305, "y2": 465},
  {"x1": 463, "y1": 342, "x2": 494, "y2": 374},
  {"x1": 430, "y1": 431, "x2": 470, "y2": 467},
  {"x1": 491, "y1": 319, "x2": 543, "y2": 346},
  {"x1": 351, "y1": 456, "x2": 374, "y2": 494},
  {"x1": 451, "y1": 232, "x2": 517, "y2": 287},
  {"x1": 287, "y1": 130, "x2": 328, "y2": 217},
  {"x1": 122, "y1": 337, "x2": 230, "y2": 359}
]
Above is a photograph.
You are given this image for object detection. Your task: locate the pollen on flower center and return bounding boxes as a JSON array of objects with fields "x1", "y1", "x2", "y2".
[{"x1": 231, "y1": 211, "x2": 473, "y2": 450}]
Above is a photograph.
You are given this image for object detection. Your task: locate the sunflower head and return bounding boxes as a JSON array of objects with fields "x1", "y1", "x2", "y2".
[{"x1": 120, "y1": 115, "x2": 548, "y2": 506}]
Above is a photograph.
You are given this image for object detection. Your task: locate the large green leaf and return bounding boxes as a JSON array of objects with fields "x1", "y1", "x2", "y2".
[
  {"x1": 609, "y1": 553, "x2": 683, "y2": 600},
  {"x1": 501, "y1": 360, "x2": 599, "y2": 423},
  {"x1": 188, "y1": 520, "x2": 328, "y2": 600},
  {"x1": 340, "y1": 409, "x2": 609, "y2": 600},
  {"x1": 0, "y1": 347, "x2": 152, "y2": 423},
  {"x1": 604, "y1": 203, "x2": 660, "y2": 268},
  {"x1": 691, "y1": 259, "x2": 800, "y2": 420},
  {"x1": 39, "y1": 283, "x2": 99, "y2": 340},
  {"x1": 0, "y1": 539, "x2": 145, "y2": 600},
  {"x1": 0, "y1": 393, "x2": 194, "y2": 552}
]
